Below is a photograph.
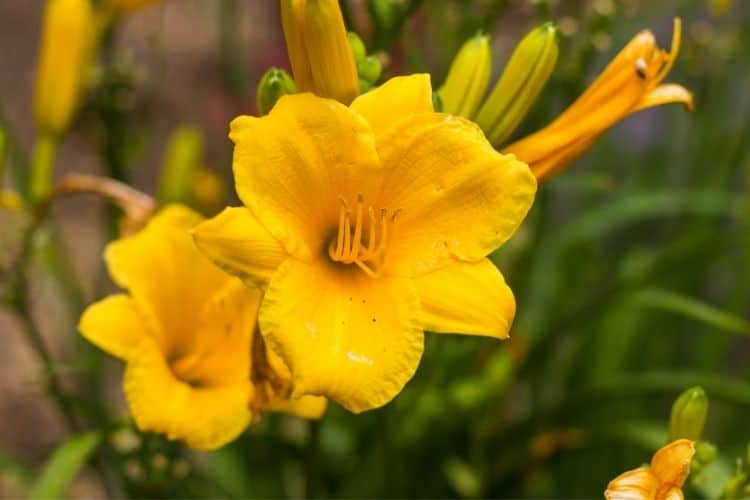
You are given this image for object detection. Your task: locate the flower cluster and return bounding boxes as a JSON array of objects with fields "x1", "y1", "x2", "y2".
[{"x1": 71, "y1": 0, "x2": 693, "y2": 463}]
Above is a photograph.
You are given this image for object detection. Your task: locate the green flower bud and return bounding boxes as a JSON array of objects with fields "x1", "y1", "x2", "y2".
[
  {"x1": 359, "y1": 55, "x2": 383, "y2": 86},
  {"x1": 475, "y1": 22, "x2": 559, "y2": 146},
  {"x1": 695, "y1": 441, "x2": 717, "y2": 464},
  {"x1": 348, "y1": 32, "x2": 367, "y2": 63},
  {"x1": 438, "y1": 32, "x2": 492, "y2": 119},
  {"x1": 158, "y1": 125, "x2": 203, "y2": 206},
  {"x1": 256, "y1": 68, "x2": 297, "y2": 116},
  {"x1": 669, "y1": 386, "x2": 709, "y2": 441}
]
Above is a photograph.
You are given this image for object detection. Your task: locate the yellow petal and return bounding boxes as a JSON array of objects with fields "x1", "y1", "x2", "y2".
[
  {"x1": 376, "y1": 114, "x2": 536, "y2": 275},
  {"x1": 661, "y1": 487, "x2": 684, "y2": 500},
  {"x1": 230, "y1": 94, "x2": 382, "y2": 261},
  {"x1": 78, "y1": 294, "x2": 147, "y2": 361},
  {"x1": 350, "y1": 74, "x2": 434, "y2": 140},
  {"x1": 192, "y1": 207, "x2": 287, "y2": 289},
  {"x1": 124, "y1": 337, "x2": 252, "y2": 450},
  {"x1": 605, "y1": 467, "x2": 659, "y2": 500},
  {"x1": 259, "y1": 258, "x2": 424, "y2": 413},
  {"x1": 651, "y1": 439, "x2": 695, "y2": 493},
  {"x1": 104, "y1": 205, "x2": 231, "y2": 353},
  {"x1": 633, "y1": 84, "x2": 694, "y2": 113},
  {"x1": 266, "y1": 394, "x2": 328, "y2": 420},
  {"x1": 169, "y1": 280, "x2": 261, "y2": 388},
  {"x1": 414, "y1": 259, "x2": 515, "y2": 338}
]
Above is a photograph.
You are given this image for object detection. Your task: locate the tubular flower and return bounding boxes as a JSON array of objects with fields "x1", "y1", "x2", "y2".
[
  {"x1": 504, "y1": 18, "x2": 693, "y2": 183},
  {"x1": 605, "y1": 439, "x2": 695, "y2": 500},
  {"x1": 79, "y1": 206, "x2": 325, "y2": 450},
  {"x1": 280, "y1": 0, "x2": 360, "y2": 104},
  {"x1": 192, "y1": 74, "x2": 537, "y2": 413}
]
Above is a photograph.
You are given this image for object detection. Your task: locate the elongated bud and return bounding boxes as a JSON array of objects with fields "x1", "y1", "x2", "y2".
[
  {"x1": 280, "y1": 0, "x2": 359, "y2": 104},
  {"x1": 669, "y1": 386, "x2": 709, "y2": 441},
  {"x1": 438, "y1": 33, "x2": 492, "y2": 119},
  {"x1": 158, "y1": 125, "x2": 204, "y2": 206},
  {"x1": 475, "y1": 23, "x2": 559, "y2": 147},
  {"x1": 256, "y1": 68, "x2": 297, "y2": 116},
  {"x1": 34, "y1": 0, "x2": 94, "y2": 137}
]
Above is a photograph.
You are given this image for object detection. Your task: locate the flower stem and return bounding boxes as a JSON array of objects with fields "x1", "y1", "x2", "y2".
[{"x1": 29, "y1": 134, "x2": 58, "y2": 202}]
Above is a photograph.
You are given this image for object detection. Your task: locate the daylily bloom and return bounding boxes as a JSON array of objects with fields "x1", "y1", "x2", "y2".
[
  {"x1": 192, "y1": 74, "x2": 537, "y2": 413},
  {"x1": 79, "y1": 206, "x2": 325, "y2": 450},
  {"x1": 605, "y1": 439, "x2": 695, "y2": 500},
  {"x1": 504, "y1": 18, "x2": 693, "y2": 183}
]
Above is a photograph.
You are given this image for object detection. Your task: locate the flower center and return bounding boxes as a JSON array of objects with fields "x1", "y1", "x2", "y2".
[{"x1": 327, "y1": 193, "x2": 399, "y2": 278}]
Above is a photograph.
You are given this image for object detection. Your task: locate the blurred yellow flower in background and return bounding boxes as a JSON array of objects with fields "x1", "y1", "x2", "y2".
[
  {"x1": 605, "y1": 439, "x2": 695, "y2": 500},
  {"x1": 505, "y1": 18, "x2": 693, "y2": 182},
  {"x1": 193, "y1": 74, "x2": 536, "y2": 413},
  {"x1": 34, "y1": 0, "x2": 93, "y2": 137},
  {"x1": 79, "y1": 206, "x2": 325, "y2": 450}
]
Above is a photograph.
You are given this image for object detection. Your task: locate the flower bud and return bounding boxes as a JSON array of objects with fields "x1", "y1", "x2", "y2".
[
  {"x1": 669, "y1": 386, "x2": 709, "y2": 441},
  {"x1": 475, "y1": 22, "x2": 559, "y2": 147},
  {"x1": 280, "y1": 0, "x2": 359, "y2": 104},
  {"x1": 158, "y1": 125, "x2": 203, "y2": 206},
  {"x1": 348, "y1": 32, "x2": 382, "y2": 92},
  {"x1": 34, "y1": 0, "x2": 94, "y2": 136},
  {"x1": 438, "y1": 33, "x2": 493, "y2": 119},
  {"x1": 256, "y1": 68, "x2": 297, "y2": 116}
]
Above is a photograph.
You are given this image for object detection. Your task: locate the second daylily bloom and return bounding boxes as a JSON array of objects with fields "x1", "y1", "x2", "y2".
[
  {"x1": 79, "y1": 206, "x2": 325, "y2": 450},
  {"x1": 505, "y1": 19, "x2": 693, "y2": 182},
  {"x1": 193, "y1": 74, "x2": 537, "y2": 413},
  {"x1": 605, "y1": 439, "x2": 695, "y2": 500}
]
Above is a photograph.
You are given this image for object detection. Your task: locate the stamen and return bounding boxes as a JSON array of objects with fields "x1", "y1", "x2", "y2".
[
  {"x1": 328, "y1": 194, "x2": 399, "y2": 277},
  {"x1": 635, "y1": 58, "x2": 648, "y2": 79}
]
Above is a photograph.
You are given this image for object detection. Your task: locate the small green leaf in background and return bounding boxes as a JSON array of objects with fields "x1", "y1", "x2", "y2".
[
  {"x1": 634, "y1": 288, "x2": 750, "y2": 336},
  {"x1": 29, "y1": 432, "x2": 101, "y2": 500}
]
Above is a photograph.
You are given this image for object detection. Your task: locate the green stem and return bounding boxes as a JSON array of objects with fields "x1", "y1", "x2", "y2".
[{"x1": 30, "y1": 135, "x2": 58, "y2": 202}]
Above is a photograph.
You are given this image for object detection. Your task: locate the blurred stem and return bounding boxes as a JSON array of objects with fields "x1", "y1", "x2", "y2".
[
  {"x1": 305, "y1": 421, "x2": 321, "y2": 498},
  {"x1": 11, "y1": 257, "x2": 80, "y2": 433},
  {"x1": 29, "y1": 134, "x2": 58, "y2": 203},
  {"x1": 340, "y1": 0, "x2": 354, "y2": 30},
  {"x1": 219, "y1": 0, "x2": 248, "y2": 105}
]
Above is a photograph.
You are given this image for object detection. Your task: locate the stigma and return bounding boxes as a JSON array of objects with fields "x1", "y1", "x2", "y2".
[{"x1": 328, "y1": 194, "x2": 399, "y2": 278}]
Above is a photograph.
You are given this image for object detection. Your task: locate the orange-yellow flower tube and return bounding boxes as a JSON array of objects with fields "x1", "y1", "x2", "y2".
[
  {"x1": 605, "y1": 439, "x2": 695, "y2": 500},
  {"x1": 280, "y1": 0, "x2": 359, "y2": 104},
  {"x1": 504, "y1": 18, "x2": 693, "y2": 183}
]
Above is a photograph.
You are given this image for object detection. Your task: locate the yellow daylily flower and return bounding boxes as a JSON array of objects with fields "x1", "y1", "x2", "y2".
[
  {"x1": 79, "y1": 206, "x2": 325, "y2": 450},
  {"x1": 605, "y1": 439, "x2": 695, "y2": 500},
  {"x1": 505, "y1": 18, "x2": 693, "y2": 183},
  {"x1": 192, "y1": 74, "x2": 537, "y2": 413}
]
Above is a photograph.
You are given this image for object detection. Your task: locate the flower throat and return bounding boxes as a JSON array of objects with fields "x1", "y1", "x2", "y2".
[{"x1": 328, "y1": 193, "x2": 399, "y2": 278}]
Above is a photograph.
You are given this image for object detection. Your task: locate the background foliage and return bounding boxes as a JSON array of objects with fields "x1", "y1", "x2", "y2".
[{"x1": 1, "y1": 0, "x2": 749, "y2": 497}]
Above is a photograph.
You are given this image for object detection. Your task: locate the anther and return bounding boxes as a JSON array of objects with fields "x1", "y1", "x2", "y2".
[{"x1": 635, "y1": 58, "x2": 648, "y2": 79}]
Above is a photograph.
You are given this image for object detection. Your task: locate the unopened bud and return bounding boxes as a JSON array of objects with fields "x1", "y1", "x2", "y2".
[
  {"x1": 695, "y1": 441, "x2": 717, "y2": 465},
  {"x1": 475, "y1": 22, "x2": 559, "y2": 146},
  {"x1": 438, "y1": 33, "x2": 492, "y2": 119},
  {"x1": 34, "y1": 0, "x2": 94, "y2": 136},
  {"x1": 158, "y1": 125, "x2": 203, "y2": 206},
  {"x1": 348, "y1": 32, "x2": 383, "y2": 92},
  {"x1": 281, "y1": 0, "x2": 359, "y2": 104},
  {"x1": 669, "y1": 386, "x2": 709, "y2": 441},
  {"x1": 256, "y1": 68, "x2": 297, "y2": 116}
]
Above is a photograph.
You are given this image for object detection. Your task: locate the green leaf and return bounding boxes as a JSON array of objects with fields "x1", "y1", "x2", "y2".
[
  {"x1": 28, "y1": 432, "x2": 101, "y2": 500},
  {"x1": 634, "y1": 288, "x2": 750, "y2": 336}
]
